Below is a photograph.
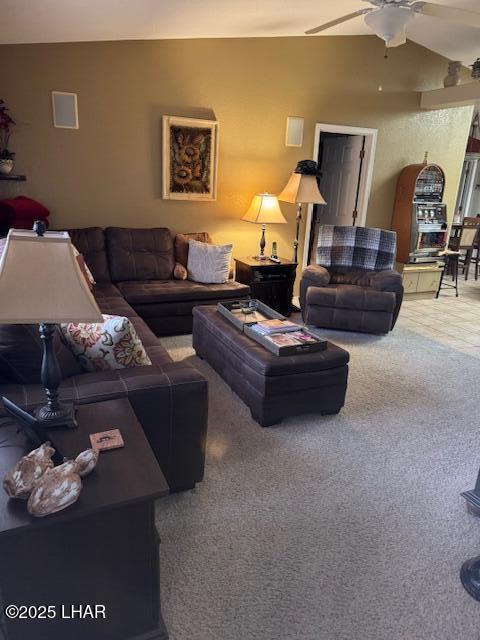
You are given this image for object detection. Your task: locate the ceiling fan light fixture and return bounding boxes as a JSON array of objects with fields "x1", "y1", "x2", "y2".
[{"x1": 365, "y1": 6, "x2": 413, "y2": 46}]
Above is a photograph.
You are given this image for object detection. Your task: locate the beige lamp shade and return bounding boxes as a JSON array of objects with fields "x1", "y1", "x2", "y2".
[
  {"x1": 278, "y1": 173, "x2": 326, "y2": 205},
  {"x1": 242, "y1": 193, "x2": 287, "y2": 224},
  {"x1": 0, "y1": 229, "x2": 103, "y2": 324}
]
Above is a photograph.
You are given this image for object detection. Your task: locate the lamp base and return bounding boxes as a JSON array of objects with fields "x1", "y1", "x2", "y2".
[
  {"x1": 461, "y1": 556, "x2": 480, "y2": 601},
  {"x1": 35, "y1": 402, "x2": 77, "y2": 429},
  {"x1": 35, "y1": 323, "x2": 77, "y2": 430}
]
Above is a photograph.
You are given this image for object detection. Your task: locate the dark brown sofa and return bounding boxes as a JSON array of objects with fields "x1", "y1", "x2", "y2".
[
  {"x1": 80, "y1": 227, "x2": 250, "y2": 336},
  {"x1": 0, "y1": 288, "x2": 208, "y2": 491},
  {"x1": 0, "y1": 226, "x2": 249, "y2": 492}
]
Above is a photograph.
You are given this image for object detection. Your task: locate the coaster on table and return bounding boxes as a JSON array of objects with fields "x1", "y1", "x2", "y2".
[{"x1": 90, "y1": 429, "x2": 124, "y2": 451}]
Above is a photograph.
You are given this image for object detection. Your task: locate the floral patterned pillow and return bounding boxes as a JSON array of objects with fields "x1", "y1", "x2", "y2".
[{"x1": 60, "y1": 315, "x2": 152, "y2": 372}]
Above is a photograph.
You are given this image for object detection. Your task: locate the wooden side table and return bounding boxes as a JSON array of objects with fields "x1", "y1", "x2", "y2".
[
  {"x1": 234, "y1": 257, "x2": 297, "y2": 316},
  {"x1": 0, "y1": 399, "x2": 169, "y2": 640}
]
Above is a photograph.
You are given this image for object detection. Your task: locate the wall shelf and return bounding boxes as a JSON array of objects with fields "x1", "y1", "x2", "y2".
[
  {"x1": 0, "y1": 174, "x2": 26, "y2": 182},
  {"x1": 420, "y1": 82, "x2": 480, "y2": 110}
]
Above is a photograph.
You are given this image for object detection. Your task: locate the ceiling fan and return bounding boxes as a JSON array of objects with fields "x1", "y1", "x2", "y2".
[{"x1": 305, "y1": 0, "x2": 480, "y2": 48}]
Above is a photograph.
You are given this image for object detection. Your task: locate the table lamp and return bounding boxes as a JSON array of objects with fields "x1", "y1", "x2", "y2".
[
  {"x1": 0, "y1": 223, "x2": 102, "y2": 439},
  {"x1": 242, "y1": 193, "x2": 287, "y2": 260},
  {"x1": 278, "y1": 160, "x2": 326, "y2": 263}
]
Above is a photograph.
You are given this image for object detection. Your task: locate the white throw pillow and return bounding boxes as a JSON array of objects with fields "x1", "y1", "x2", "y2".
[
  {"x1": 187, "y1": 238, "x2": 232, "y2": 284},
  {"x1": 60, "y1": 314, "x2": 152, "y2": 372}
]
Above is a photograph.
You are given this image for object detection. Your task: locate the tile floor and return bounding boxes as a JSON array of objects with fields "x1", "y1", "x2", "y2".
[{"x1": 397, "y1": 275, "x2": 480, "y2": 358}]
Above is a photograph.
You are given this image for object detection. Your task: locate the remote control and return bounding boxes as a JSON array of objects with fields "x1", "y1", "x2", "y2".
[{"x1": 269, "y1": 257, "x2": 281, "y2": 263}]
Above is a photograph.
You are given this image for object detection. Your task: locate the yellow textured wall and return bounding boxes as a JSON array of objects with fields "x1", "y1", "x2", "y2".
[{"x1": 0, "y1": 36, "x2": 472, "y2": 270}]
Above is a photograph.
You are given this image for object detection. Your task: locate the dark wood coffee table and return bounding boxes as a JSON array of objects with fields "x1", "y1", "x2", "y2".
[{"x1": 0, "y1": 398, "x2": 169, "y2": 640}]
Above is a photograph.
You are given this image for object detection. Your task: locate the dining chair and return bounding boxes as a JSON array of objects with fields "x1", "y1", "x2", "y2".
[
  {"x1": 472, "y1": 215, "x2": 480, "y2": 280},
  {"x1": 448, "y1": 217, "x2": 480, "y2": 280}
]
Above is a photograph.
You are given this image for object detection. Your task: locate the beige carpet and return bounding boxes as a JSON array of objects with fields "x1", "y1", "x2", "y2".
[{"x1": 156, "y1": 319, "x2": 480, "y2": 640}]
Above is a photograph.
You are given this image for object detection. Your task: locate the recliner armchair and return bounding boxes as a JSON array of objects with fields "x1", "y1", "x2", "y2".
[{"x1": 300, "y1": 225, "x2": 403, "y2": 334}]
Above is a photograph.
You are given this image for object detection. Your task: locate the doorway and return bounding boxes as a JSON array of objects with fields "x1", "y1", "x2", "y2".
[
  {"x1": 319, "y1": 132, "x2": 365, "y2": 226},
  {"x1": 454, "y1": 110, "x2": 480, "y2": 222},
  {"x1": 303, "y1": 123, "x2": 377, "y2": 267},
  {"x1": 454, "y1": 155, "x2": 480, "y2": 222}
]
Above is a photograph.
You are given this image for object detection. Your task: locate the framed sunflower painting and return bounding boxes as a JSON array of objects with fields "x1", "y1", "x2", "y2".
[{"x1": 162, "y1": 115, "x2": 219, "y2": 201}]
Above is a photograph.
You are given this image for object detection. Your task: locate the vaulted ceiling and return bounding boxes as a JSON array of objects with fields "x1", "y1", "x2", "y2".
[{"x1": 1, "y1": 0, "x2": 478, "y2": 65}]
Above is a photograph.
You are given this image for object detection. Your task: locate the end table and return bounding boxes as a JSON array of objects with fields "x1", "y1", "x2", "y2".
[
  {"x1": 0, "y1": 398, "x2": 169, "y2": 640},
  {"x1": 234, "y1": 257, "x2": 297, "y2": 316}
]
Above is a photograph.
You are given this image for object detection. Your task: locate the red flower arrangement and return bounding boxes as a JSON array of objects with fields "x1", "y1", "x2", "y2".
[{"x1": 0, "y1": 99, "x2": 15, "y2": 160}]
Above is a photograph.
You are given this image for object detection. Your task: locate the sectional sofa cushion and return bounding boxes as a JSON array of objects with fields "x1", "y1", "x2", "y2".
[
  {"x1": 90, "y1": 282, "x2": 124, "y2": 301},
  {"x1": 0, "y1": 324, "x2": 83, "y2": 384},
  {"x1": 144, "y1": 344, "x2": 175, "y2": 367},
  {"x1": 116, "y1": 278, "x2": 250, "y2": 305},
  {"x1": 106, "y1": 227, "x2": 175, "y2": 282},
  {"x1": 54, "y1": 226, "x2": 250, "y2": 337},
  {"x1": 67, "y1": 227, "x2": 111, "y2": 283}
]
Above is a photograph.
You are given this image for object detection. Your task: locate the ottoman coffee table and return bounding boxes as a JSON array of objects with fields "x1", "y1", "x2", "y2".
[{"x1": 192, "y1": 305, "x2": 349, "y2": 427}]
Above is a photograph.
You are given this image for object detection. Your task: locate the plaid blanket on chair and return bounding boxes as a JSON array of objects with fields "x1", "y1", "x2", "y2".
[{"x1": 316, "y1": 225, "x2": 396, "y2": 271}]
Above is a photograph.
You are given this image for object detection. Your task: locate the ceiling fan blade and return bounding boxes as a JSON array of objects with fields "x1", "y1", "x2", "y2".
[
  {"x1": 305, "y1": 9, "x2": 371, "y2": 35},
  {"x1": 386, "y1": 30, "x2": 407, "y2": 48},
  {"x1": 413, "y1": 2, "x2": 480, "y2": 28}
]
